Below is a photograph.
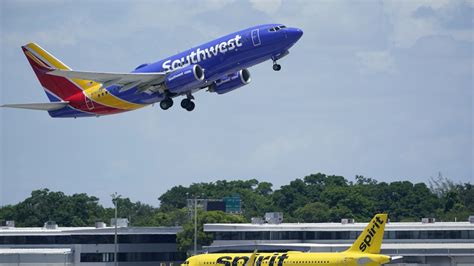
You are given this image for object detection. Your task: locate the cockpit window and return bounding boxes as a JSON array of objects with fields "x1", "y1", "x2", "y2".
[{"x1": 269, "y1": 25, "x2": 287, "y2": 32}]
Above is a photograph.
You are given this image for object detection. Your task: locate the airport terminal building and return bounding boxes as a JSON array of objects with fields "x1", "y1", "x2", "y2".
[
  {"x1": 0, "y1": 220, "x2": 185, "y2": 266},
  {"x1": 2, "y1": 215, "x2": 473, "y2": 266},
  {"x1": 204, "y1": 214, "x2": 474, "y2": 266}
]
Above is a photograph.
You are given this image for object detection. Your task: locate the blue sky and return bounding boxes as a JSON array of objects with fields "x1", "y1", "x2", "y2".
[{"x1": 1, "y1": 0, "x2": 472, "y2": 207}]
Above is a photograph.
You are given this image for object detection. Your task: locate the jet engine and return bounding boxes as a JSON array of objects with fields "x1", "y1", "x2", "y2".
[
  {"x1": 165, "y1": 64, "x2": 204, "y2": 94},
  {"x1": 210, "y1": 69, "x2": 251, "y2": 95}
]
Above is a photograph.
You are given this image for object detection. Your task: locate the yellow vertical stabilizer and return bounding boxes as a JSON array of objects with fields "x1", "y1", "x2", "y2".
[{"x1": 345, "y1": 214, "x2": 387, "y2": 254}]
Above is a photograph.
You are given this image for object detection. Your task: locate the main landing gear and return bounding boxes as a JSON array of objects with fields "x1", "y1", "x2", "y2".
[
  {"x1": 160, "y1": 97, "x2": 173, "y2": 110},
  {"x1": 273, "y1": 60, "x2": 281, "y2": 71},
  {"x1": 181, "y1": 98, "x2": 195, "y2": 112},
  {"x1": 159, "y1": 94, "x2": 195, "y2": 111}
]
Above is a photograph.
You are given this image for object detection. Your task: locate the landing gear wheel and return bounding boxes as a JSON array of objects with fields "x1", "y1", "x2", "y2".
[
  {"x1": 273, "y1": 63, "x2": 281, "y2": 71},
  {"x1": 160, "y1": 98, "x2": 173, "y2": 110},
  {"x1": 185, "y1": 101, "x2": 195, "y2": 112},
  {"x1": 181, "y1": 98, "x2": 190, "y2": 109},
  {"x1": 181, "y1": 98, "x2": 195, "y2": 111}
]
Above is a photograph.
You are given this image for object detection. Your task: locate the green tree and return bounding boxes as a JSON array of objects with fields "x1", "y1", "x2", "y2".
[
  {"x1": 436, "y1": 183, "x2": 473, "y2": 221},
  {"x1": 272, "y1": 179, "x2": 309, "y2": 215},
  {"x1": 329, "y1": 205, "x2": 353, "y2": 221},
  {"x1": 109, "y1": 197, "x2": 157, "y2": 226},
  {"x1": 0, "y1": 189, "x2": 106, "y2": 227},
  {"x1": 0, "y1": 205, "x2": 15, "y2": 222},
  {"x1": 294, "y1": 202, "x2": 330, "y2": 222},
  {"x1": 148, "y1": 208, "x2": 189, "y2": 227},
  {"x1": 158, "y1": 185, "x2": 190, "y2": 212},
  {"x1": 256, "y1": 182, "x2": 273, "y2": 195},
  {"x1": 176, "y1": 211, "x2": 245, "y2": 253},
  {"x1": 1, "y1": 175, "x2": 471, "y2": 229}
]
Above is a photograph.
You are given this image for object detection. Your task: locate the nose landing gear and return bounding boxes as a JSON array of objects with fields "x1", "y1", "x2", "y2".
[{"x1": 273, "y1": 60, "x2": 281, "y2": 71}]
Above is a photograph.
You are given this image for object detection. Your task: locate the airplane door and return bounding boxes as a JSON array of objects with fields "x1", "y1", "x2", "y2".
[
  {"x1": 84, "y1": 93, "x2": 94, "y2": 110},
  {"x1": 341, "y1": 257, "x2": 349, "y2": 266},
  {"x1": 251, "y1": 29, "x2": 261, "y2": 46}
]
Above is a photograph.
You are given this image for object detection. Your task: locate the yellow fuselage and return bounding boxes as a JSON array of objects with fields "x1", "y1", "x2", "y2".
[{"x1": 184, "y1": 252, "x2": 391, "y2": 266}]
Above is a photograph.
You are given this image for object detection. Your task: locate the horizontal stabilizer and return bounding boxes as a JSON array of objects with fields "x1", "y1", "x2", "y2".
[
  {"x1": 390, "y1": 256, "x2": 403, "y2": 261},
  {"x1": 1, "y1": 102, "x2": 69, "y2": 111},
  {"x1": 47, "y1": 69, "x2": 166, "y2": 87}
]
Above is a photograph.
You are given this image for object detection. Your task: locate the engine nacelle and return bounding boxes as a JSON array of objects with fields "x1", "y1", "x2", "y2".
[
  {"x1": 165, "y1": 64, "x2": 204, "y2": 94},
  {"x1": 210, "y1": 69, "x2": 251, "y2": 95}
]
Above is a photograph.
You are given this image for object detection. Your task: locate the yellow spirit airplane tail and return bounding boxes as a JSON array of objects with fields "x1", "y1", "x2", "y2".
[{"x1": 345, "y1": 214, "x2": 387, "y2": 254}]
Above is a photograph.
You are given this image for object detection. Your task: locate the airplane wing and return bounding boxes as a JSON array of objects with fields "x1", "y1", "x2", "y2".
[
  {"x1": 47, "y1": 69, "x2": 167, "y2": 93},
  {"x1": 1, "y1": 102, "x2": 69, "y2": 111}
]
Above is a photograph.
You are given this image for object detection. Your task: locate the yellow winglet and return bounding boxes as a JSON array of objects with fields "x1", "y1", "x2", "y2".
[{"x1": 246, "y1": 250, "x2": 258, "y2": 266}]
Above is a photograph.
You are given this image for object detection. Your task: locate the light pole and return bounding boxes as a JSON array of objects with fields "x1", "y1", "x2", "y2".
[
  {"x1": 194, "y1": 195, "x2": 198, "y2": 255},
  {"x1": 111, "y1": 192, "x2": 121, "y2": 266}
]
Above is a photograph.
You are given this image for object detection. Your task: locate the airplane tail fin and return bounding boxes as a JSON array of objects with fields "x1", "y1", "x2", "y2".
[
  {"x1": 21, "y1": 43, "x2": 93, "y2": 102},
  {"x1": 345, "y1": 214, "x2": 387, "y2": 254}
]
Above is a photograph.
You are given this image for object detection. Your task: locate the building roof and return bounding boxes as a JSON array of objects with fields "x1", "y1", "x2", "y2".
[
  {"x1": 204, "y1": 243, "x2": 474, "y2": 255},
  {"x1": 0, "y1": 248, "x2": 72, "y2": 254},
  {"x1": 204, "y1": 222, "x2": 474, "y2": 232},
  {"x1": 0, "y1": 226, "x2": 182, "y2": 236},
  {"x1": 265, "y1": 242, "x2": 474, "y2": 249}
]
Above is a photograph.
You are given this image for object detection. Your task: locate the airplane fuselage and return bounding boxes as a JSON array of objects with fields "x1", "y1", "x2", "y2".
[
  {"x1": 185, "y1": 252, "x2": 391, "y2": 266},
  {"x1": 179, "y1": 215, "x2": 397, "y2": 266}
]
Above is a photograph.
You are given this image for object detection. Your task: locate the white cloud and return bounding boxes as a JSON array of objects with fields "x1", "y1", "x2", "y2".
[
  {"x1": 382, "y1": 0, "x2": 472, "y2": 48},
  {"x1": 2, "y1": 19, "x2": 84, "y2": 47},
  {"x1": 249, "y1": 0, "x2": 282, "y2": 15},
  {"x1": 1, "y1": 0, "x2": 238, "y2": 50},
  {"x1": 129, "y1": 0, "x2": 235, "y2": 28},
  {"x1": 356, "y1": 50, "x2": 396, "y2": 75}
]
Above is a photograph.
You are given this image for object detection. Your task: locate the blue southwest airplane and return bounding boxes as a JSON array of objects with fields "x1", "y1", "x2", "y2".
[{"x1": 1, "y1": 24, "x2": 303, "y2": 118}]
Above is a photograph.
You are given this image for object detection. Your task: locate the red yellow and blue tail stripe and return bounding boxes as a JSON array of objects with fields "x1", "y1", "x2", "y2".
[{"x1": 22, "y1": 43, "x2": 146, "y2": 117}]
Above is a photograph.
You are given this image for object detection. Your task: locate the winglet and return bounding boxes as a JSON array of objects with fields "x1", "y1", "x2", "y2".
[
  {"x1": 246, "y1": 250, "x2": 258, "y2": 266},
  {"x1": 345, "y1": 214, "x2": 387, "y2": 254}
]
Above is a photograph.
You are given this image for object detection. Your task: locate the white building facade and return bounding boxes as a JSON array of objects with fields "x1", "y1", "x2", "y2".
[
  {"x1": 204, "y1": 220, "x2": 474, "y2": 266},
  {"x1": 0, "y1": 224, "x2": 185, "y2": 266}
]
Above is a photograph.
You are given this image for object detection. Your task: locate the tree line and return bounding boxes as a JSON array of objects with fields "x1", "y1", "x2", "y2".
[{"x1": 1, "y1": 173, "x2": 472, "y2": 251}]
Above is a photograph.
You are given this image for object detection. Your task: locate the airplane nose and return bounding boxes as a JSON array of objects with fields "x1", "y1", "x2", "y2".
[{"x1": 287, "y1": 27, "x2": 303, "y2": 41}]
